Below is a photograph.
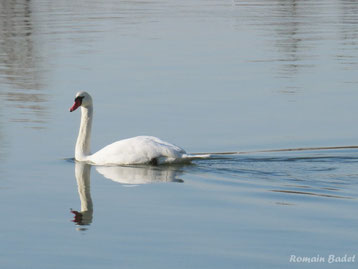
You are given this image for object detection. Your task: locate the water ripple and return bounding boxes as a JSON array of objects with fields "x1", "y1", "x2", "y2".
[{"x1": 190, "y1": 148, "x2": 358, "y2": 202}]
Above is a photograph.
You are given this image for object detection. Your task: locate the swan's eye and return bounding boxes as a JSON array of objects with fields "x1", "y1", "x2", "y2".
[{"x1": 74, "y1": 96, "x2": 85, "y2": 103}]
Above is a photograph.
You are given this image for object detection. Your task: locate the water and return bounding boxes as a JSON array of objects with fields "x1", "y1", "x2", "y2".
[{"x1": 0, "y1": 0, "x2": 358, "y2": 268}]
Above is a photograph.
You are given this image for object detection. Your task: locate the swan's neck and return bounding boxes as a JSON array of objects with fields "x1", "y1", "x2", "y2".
[{"x1": 75, "y1": 106, "x2": 93, "y2": 160}]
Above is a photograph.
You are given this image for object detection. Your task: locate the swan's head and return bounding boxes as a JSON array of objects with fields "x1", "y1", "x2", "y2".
[{"x1": 70, "y1": 91, "x2": 93, "y2": 112}]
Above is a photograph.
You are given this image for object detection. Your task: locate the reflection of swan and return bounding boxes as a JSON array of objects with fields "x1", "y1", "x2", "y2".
[
  {"x1": 95, "y1": 165, "x2": 184, "y2": 184},
  {"x1": 71, "y1": 162, "x2": 93, "y2": 227},
  {"x1": 71, "y1": 161, "x2": 184, "y2": 228},
  {"x1": 69, "y1": 91, "x2": 209, "y2": 165}
]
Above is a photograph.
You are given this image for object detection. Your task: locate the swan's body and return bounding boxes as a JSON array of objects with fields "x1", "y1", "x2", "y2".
[
  {"x1": 88, "y1": 135, "x2": 187, "y2": 165},
  {"x1": 70, "y1": 91, "x2": 207, "y2": 165}
]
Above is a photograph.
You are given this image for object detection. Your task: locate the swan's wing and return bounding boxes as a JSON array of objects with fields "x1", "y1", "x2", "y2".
[{"x1": 89, "y1": 136, "x2": 186, "y2": 165}]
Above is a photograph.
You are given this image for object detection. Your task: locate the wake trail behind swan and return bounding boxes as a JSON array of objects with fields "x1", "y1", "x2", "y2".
[{"x1": 190, "y1": 145, "x2": 358, "y2": 156}]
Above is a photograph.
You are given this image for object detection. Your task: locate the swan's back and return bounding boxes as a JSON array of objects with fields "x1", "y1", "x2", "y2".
[{"x1": 88, "y1": 136, "x2": 186, "y2": 165}]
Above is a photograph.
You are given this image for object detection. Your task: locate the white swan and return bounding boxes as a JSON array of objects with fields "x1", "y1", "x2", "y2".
[{"x1": 70, "y1": 91, "x2": 208, "y2": 165}]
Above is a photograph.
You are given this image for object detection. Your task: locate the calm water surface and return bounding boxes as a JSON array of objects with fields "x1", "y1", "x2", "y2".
[{"x1": 0, "y1": 0, "x2": 358, "y2": 268}]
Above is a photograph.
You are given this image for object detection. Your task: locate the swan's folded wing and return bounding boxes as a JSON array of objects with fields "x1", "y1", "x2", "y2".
[{"x1": 89, "y1": 136, "x2": 186, "y2": 165}]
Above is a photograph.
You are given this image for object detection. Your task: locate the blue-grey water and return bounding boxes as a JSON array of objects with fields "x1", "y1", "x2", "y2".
[{"x1": 0, "y1": 0, "x2": 358, "y2": 268}]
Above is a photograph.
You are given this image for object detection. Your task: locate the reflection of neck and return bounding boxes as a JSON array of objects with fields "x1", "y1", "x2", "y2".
[
  {"x1": 75, "y1": 163, "x2": 93, "y2": 225},
  {"x1": 75, "y1": 106, "x2": 93, "y2": 160}
]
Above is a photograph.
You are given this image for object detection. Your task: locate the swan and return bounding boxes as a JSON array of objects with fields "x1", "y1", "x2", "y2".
[{"x1": 69, "y1": 91, "x2": 208, "y2": 165}]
